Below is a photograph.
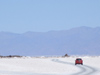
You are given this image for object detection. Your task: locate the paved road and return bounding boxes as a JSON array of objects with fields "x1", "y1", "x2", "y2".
[{"x1": 52, "y1": 59, "x2": 97, "y2": 75}]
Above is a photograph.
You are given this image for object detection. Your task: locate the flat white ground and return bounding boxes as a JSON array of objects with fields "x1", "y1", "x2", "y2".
[{"x1": 0, "y1": 56, "x2": 100, "y2": 75}]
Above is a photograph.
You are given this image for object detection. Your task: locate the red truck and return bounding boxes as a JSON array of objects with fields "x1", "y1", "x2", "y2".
[{"x1": 75, "y1": 58, "x2": 83, "y2": 65}]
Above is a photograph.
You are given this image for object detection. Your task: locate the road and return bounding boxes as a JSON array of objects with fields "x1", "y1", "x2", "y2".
[
  {"x1": 0, "y1": 58, "x2": 97, "y2": 75},
  {"x1": 52, "y1": 59, "x2": 97, "y2": 75}
]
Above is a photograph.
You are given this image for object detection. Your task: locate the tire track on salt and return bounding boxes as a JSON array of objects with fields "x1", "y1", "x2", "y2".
[{"x1": 52, "y1": 59, "x2": 97, "y2": 75}]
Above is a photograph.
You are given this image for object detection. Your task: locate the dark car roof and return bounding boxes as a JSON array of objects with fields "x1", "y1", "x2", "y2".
[{"x1": 76, "y1": 58, "x2": 82, "y2": 60}]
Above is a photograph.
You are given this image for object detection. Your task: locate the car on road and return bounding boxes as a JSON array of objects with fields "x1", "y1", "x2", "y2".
[{"x1": 75, "y1": 58, "x2": 83, "y2": 65}]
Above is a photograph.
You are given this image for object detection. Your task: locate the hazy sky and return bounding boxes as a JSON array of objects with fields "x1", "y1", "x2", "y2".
[{"x1": 0, "y1": 0, "x2": 100, "y2": 33}]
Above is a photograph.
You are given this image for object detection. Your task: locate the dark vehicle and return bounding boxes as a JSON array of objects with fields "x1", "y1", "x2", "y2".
[{"x1": 75, "y1": 58, "x2": 83, "y2": 65}]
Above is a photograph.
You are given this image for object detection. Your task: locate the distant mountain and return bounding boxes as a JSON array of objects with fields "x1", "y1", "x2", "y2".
[{"x1": 0, "y1": 26, "x2": 100, "y2": 56}]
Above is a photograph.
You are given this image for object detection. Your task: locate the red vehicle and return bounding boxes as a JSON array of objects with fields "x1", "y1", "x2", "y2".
[{"x1": 75, "y1": 58, "x2": 83, "y2": 65}]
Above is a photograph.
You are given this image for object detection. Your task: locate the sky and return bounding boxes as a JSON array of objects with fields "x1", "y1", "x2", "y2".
[{"x1": 0, "y1": 0, "x2": 100, "y2": 33}]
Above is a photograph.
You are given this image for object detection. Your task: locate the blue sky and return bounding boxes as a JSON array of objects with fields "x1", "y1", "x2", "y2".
[{"x1": 0, "y1": 0, "x2": 100, "y2": 33}]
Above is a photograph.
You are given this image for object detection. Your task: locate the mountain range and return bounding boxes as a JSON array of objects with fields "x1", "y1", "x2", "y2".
[{"x1": 0, "y1": 26, "x2": 100, "y2": 56}]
